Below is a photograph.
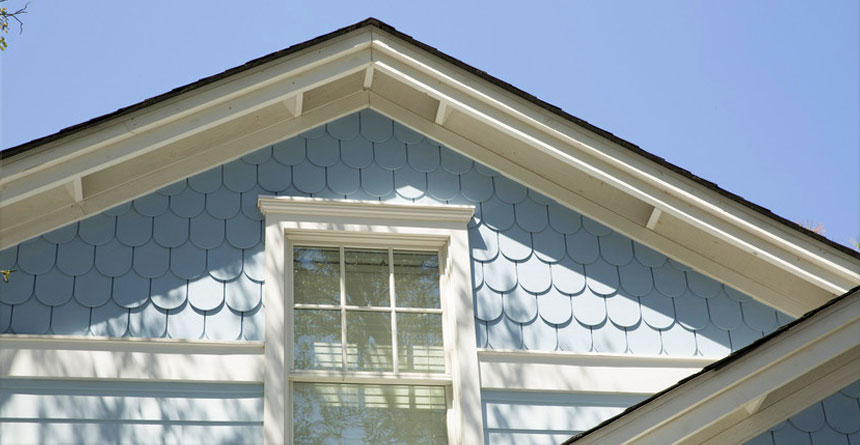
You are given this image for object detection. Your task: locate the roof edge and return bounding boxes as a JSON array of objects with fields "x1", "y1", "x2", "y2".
[
  {"x1": 2, "y1": 17, "x2": 858, "y2": 261},
  {"x1": 563, "y1": 283, "x2": 860, "y2": 444}
]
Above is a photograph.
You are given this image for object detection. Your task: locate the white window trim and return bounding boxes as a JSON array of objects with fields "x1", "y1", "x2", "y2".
[{"x1": 258, "y1": 196, "x2": 482, "y2": 445}]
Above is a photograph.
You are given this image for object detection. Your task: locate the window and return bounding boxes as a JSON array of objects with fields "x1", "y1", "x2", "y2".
[
  {"x1": 258, "y1": 196, "x2": 483, "y2": 444},
  {"x1": 291, "y1": 246, "x2": 447, "y2": 443}
]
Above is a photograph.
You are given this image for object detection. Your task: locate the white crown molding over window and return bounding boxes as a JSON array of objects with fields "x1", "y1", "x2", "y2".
[{"x1": 257, "y1": 196, "x2": 482, "y2": 444}]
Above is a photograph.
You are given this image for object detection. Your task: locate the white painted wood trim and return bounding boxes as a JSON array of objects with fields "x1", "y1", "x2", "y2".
[
  {"x1": 571, "y1": 290, "x2": 860, "y2": 444},
  {"x1": 258, "y1": 195, "x2": 475, "y2": 223},
  {"x1": 646, "y1": 207, "x2": 662, "y2": 230},
  {"x1": 0, "y1": 336, "x2": 264, "y2": 382},
  {"x1": 368, "y1": 30, "x2": 860, "y2": 292},
  {"x1": 478, "y1": 349, "x2": 712, "y2": 395},
  {"x1": 435, "y1": 100, "x2": 452, "y2": 125},
  {"x1": 262, "y1": 198, "x2": 482, "y2": 444},
  {"x1": 367, "y1": 48, "x2": 857, "y2": 296},
  {"x1": 263, "y1": 214, "x2": 287, "y2": 445}
]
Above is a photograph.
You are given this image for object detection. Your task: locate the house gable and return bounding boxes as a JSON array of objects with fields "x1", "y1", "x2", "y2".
[{"x1": 0, "y1": 20, "x2": 857, "y2": 319}]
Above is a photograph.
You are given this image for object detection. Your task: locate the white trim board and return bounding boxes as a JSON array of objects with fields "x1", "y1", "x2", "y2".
[
  {"x1": 478, "y1": 349, "x2": 713, "y2": 395},
  {"x1": 0, "y1": 335, "x2": 264, "y2": 383},
  {"x1": 1, "y1": 21, "x2": 857, "y2": 317},
  {"x1": 567, "y1": 289, "x2": 860, "y2": 444}
]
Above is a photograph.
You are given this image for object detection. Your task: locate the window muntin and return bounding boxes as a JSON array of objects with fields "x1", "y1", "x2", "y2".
[{"x1": 291, "y1": 246, "x2": 446, "y2": 375}]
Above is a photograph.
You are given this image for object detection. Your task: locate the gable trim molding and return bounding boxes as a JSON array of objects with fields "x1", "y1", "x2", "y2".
[{"x1": 1, "y1": 20, "x2": 857, "y2": 317}]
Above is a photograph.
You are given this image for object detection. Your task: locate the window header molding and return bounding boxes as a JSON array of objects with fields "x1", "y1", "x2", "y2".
[{"x1": 258, "y1": 195, "x2": 475, "y2": 224}]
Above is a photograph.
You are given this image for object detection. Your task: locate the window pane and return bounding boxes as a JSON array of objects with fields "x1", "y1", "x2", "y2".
[
  {"x1": 293, "y1": 247, "x2": 340, "y2": 305},
  {"x1": 294, "y1": 309, "x2": 342, "y2": 370},
  {"x1": 345, "y1": 311, "x2": 392, "y2": 372},
  {"x1": 293, "y1": 383, "x2": 448, "y2": 444},
  {"x1": 344, "y1": 249, "x2": 389, "y2": 307},
  {"x1": 394, "y1": 251, "x2": 440, "y2": 308},
  {"x1": 397, "y1": 313, "x2": 445, "y2": 374}
]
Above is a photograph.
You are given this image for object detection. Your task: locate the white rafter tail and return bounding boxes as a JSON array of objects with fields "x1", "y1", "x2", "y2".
[
  {"x1": 435, "y1": 100, "x2": 452, "y2": 125},
  {"x1": 363, "y1": 65, "x2": 375, "y2": 89},
  {"x1": 63, "y1": 177, "x2": 84, "y2": 202},
  {"x1": 646, "y1": 207, "x2": 663, "y2": 230},
  {"x1": 284, "y1": 92, "x2": 304, "y2": 118},
  {"x1": 743, "y1": 393, "x2": 768, "y2": 414}
]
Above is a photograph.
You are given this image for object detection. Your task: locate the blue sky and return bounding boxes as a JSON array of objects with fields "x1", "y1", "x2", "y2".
[{"x1": 1, "y1": 1, "x2": 857, "y2": 248}]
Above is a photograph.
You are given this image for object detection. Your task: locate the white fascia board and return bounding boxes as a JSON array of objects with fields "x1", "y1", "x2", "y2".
[
  {"x1": 367, "y1": 30, "x2": 860, "y2": 295},
  {"x1": 0, "y1": 335, "x2": 264, "y2": 382},
  {"x1": 0, "y1": 40, "x2": 372, "y2": 209},
  {"x1": 570, "y1": 290, "x2": 860, "y2": 445}
]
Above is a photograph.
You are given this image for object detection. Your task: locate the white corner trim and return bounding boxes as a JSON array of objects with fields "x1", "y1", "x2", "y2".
[
  {"x1": 477, "y1": 349, "x2": 713, "y2": 395},
  {"x1": 0, "y1": 335, "x2": 264, "y2": 382},
  {"x1": 571, "y1": 290, "x2": 860, "y2": 445},
  {"x1": 257, "y1": 195, "x2": 475, "y2": 223}
]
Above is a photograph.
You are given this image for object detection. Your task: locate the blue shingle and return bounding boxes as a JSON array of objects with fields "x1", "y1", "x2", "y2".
[
  {"x1": 474, "y1": 284, "x2": 503, "y2": 321},
  {"x1": 11, "y1": 297, "x2": 51, "y2": 334},
  {"x1": 170, "y1": 185, "x2": 206, "y2": 218},
  {"x1": 226, "y1": 213, "x2": 261, "y2": 249},
  {"x1": 537, "y1": 287, "x2": 572, "y2": 325},
  {"x1": 116, "y1": 209, "x2": 153, "y2": 247},
  {"x1": 134, "y1": 192, "x2": 169, "y2": 217},
  {"x1": 551, "y1": 257, "x2": 586, "y2": 295},
  {"x1": 50, "y1": 299, "x2": 91, "y2": 335},
  {"x1": 503, "y1": 285, "x2": 538, "y2": 324},
  {"x1": 34, "y1": 267, "x2": 74, "y2": 306},
  {"x1": 167, "y1": 301, "x2": 205, "y2": 340},
  {"x1": 523, "y1": 317, "x2": 558, "y2": 350},
  {"x1": 17, "y1": 237, "x2": 56, "y2": 275},
  {"x1": 89, "y1": 299, "x2": 130, "y2": 337},
  {"x1": 591, "y1": 319, "x2": 627, "y2": 354},
  {"x1": 56, "y1": 237, "x2": 94, "y2": 276},
  {"x1": 532, "y1": 227, "x2": 565, "y2": 263},
  {"x1": 42, "y1": 223, "x2": 78, "y2": 244},
  {"x1": 625, "y1": 321, "x2": 662, "y2": 355},
  {"x1": 406, "y1": 139, "x2": 440, "y2": 172},
  {"x1": 272, "y1": 137, "x2": 306, "y2": 166},
  {"x1": 188, "y1": 167, "x2": 223, "y2": 194},
  {"x1": 359, "y1": 109, "x2": 393, "y2": 142},
  {"x1": 652, "y1": 261, "x2": 687, "y2": 297},
  {"x1": 171, "y1": 242, "x2": 207, "y2": 280},
  {"x1": 393, "y1": 163, "x2": 427, "y2": 199},
  {"x1": 326, "y1": 161, "x2": 360, "y2": 195},
  {"x1": 306, "y1": 133, "x2": 341, "y2": 168},
  {"x1": 128, "y1": 300, "x2": 167, "y2": 338},
  {"x1": 518, "y1": 254, "x2": 552, "y2": 294},
  {"x1": 460, "y1": 168, "x2": 494, "y2": 202},
  {"x1": 206, "y1": 186, "x2": 241, "y2": 219},
  {"x1": 515, "y1": 197, "x2": 548, "y2": 233},
  {"x1": 150, "y1": 272, "x2": 187, "y2": 311},
  {"x1": 498, "y1": 225, "x2": 532, "y2": 262},
  {"x1": 340, "y1": 136, "x2": 374, "y2": 169},
  {"x1": 566, "y1": 229, "x2": 600, "y2": 264},
  {"x1": 708, "y1": 296, "x2": 743, "y2": 330},
  {"x1": 112, "y1": 272, "x2": 150, "y2": 309},
  {"x1": 494, "y1": 175, "x2": 528, "y2": 205},
  {"x1": 153, "y1": 211, "x2": 189, "y2": 248},
  {"x1": 74, "y1": 268, "x2": 113, "y2": 307},
  {"x1": 585, "y1": 258, "x2": 619, "y2": 296},
  {"x1": 374, "y1": 138, "x2": 407, "y2": 170},
  {"x1": 660, "y1": 322, "x2": 697, "y2": 356},
  {"x1": 483, "y1": 254, "x2": 517, "y2": 293},
  {"x1": 429, "y1": 147, "x2": 470, "y2": 176},
  {"x1": 426, "y1": 168, "x2": 459, "y2": 201},
  {"x1": 393, "y1": 121, "x2": 424, "y2": 144},
  {"x1": 618, "y1": 260, "x2": 653, "y2": 297},
  {"x1": 94, "y1": 239, "x2": 133, "y2": 277},
  {"x1": 327, "y1": 113, "x2": 360, "y2": 140},
  {"x1": 675, "y1": 290, "x2": 709, "y2": 330},
  {"x1": 241, "y1": 145, "x2": 272, "y2": 165},
  {"x1": 632, "y1": 241, "x2": 667, "y2": 267},
  {"x1": 133, "y1": 240, "x2": 170, "y2": 279},
  {"x1": 222, "y1": 159, "x2": 258, "y2": 193},
  {"x1": 606, "y1": 291, "x2": 641, "y2": 328},
  {"x1": 225, "y1": 274, "x2": 261, "y2": 312},
  {"x1": 557, "y1": 318, "x2": 592, "y2": 352},
  {"x1": 572, "y1": 289, "x2": 607, "y2": 327},
  {"x1": 189, "y1": 213, "x2": 225, "y2": 249},
  {"x1": 205, "y1": 303, "x2": 243, "y2": 340},
  {"x1": 640, "y1": 289, "x2": 675, "y2": 330},
  {"x1": 188, "y1": 274, "x2": 225, "y2": 312},
  {"x1": 360, "y1": 162, "x2": 394, "y2": 197},
  {"x1": 487, "y1": 315, "x2": 522, "y2": 350},
  {"x1": 258, "y1": 158, "x2": 292, "y2": 192}
]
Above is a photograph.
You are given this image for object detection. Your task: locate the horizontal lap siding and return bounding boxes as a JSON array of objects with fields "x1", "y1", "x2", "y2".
[
  {"x1": 482, "y1": 390, "x2": 645, "y2": 444},
  {"x1": 0, "y1": 379, "x2": 263, "y2": 444}
]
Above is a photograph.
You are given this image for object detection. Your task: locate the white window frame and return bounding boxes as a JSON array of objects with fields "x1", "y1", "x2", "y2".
[{"x1": 258, "y1": 196, "x2": 483, "y2": 444}]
